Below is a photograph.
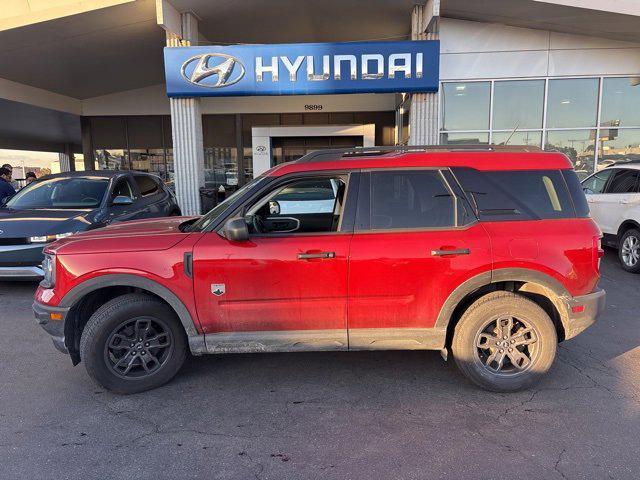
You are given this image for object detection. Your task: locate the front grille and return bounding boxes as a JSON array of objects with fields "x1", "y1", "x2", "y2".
[{"x1": 0, "y1": 238, "x2": 28, "y2": 246}]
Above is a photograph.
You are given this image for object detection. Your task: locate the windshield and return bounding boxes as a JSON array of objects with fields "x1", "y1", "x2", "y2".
[
  {"x1": 188, "y1": 176, "x2": 267, "y2": 232},
  {"x1": 6, "y1": 176, "x2": 110, "y2": 209}
]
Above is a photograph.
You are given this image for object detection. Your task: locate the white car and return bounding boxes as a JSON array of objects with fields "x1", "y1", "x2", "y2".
[{"x1": 582, "y1": 163, "x2": 640, "y2": 272}]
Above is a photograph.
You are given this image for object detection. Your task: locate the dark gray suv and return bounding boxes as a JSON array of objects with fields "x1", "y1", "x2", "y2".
[{"x1": 0, "y1": 170, "x2": 180, "y2": 280}]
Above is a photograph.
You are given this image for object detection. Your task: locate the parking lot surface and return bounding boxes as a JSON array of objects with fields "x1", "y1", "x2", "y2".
[{"x1": 0, "y1": 249, "x2": 638, "y2": 479}]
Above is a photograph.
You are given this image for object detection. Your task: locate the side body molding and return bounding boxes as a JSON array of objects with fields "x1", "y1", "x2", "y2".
[
  {"x1": 435, "y1": 268, "x2": 572, "y2": 329},
  {"x1": 60, "y1": 274, "x2": 204, "y2": 350}
]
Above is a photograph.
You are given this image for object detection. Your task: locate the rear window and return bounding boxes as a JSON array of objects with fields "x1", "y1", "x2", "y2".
[
  {"x1": 562, "y1": 170, "x2": 589, "y2": 218},
  {"x1": 451, "y1": 168, "x2": 576, "y2": 221}
]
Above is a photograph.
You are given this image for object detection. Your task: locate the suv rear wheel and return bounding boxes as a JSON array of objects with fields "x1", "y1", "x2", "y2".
[
  {"x1": 452, "y1": 291, "x2": 557, "y2": 392},
  {"x1": 618, "y1": 228, "x2": 640, "y2": 273},
  {"x1": 80, "y1": 293, "x2": 187, "y2": 394}
]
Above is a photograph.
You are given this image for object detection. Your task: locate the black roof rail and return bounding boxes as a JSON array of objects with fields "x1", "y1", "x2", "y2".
[{"x1": 295, "y1": 144, "x2": 543, "y2": 163}]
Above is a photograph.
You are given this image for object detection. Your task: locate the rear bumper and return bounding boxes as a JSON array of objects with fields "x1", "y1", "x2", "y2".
[
  {"x1": 33, "y1": 301, "x2": 70, "y2": 354},
  {"x1": 562, "y1": 288, "x2": 606, "y2": 341}
]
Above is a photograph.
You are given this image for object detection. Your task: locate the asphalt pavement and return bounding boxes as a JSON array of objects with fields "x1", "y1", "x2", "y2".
[{"x1": 0, "y1": 249, "x2": 638, "y2": 479}]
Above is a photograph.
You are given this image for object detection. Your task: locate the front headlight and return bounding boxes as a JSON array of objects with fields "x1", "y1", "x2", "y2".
[
  {"x1": 30, "y1": 232, "x2": 75, "y2": 243},
  {"x1": 41, "y1": 254, "x2": 56, "y2": 288}
]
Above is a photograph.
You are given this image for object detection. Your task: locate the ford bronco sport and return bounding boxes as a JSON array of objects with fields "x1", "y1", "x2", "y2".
[{"x1": 33, "y1": 146, "x2": 605, "y2": 394}]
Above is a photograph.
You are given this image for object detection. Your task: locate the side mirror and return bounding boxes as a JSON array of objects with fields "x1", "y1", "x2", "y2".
[
  {"x1": 223, "y1": 217, "x2": 249, "y2": 242},
  {"x1": 112, "y1": 195, "x2": 134, "y2": 206},
  {"x1": 268, "y1": 200, "x2": 280, "y2": 215}
]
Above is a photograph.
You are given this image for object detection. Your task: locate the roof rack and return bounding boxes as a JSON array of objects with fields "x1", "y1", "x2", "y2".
[{"x1": 295, "y1": 144, "x2": 544, "y2": 163}]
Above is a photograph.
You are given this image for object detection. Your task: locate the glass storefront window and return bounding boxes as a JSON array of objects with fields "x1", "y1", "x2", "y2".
[
  {"x1": 243, "y1": 147, "x2": 254, "y2": 181},
  {"x1": 601, "y1": 77, "x2": 640, "y2": 128},
  {"x1": 492, "y1": 131, "x2": 542, "y2": 147},
  {"x1": 440, "y1": 132, "x2": 489, "y2": 144},
  {"x1": 395, "y1": 95, "x2": 411, "y2": 145},
  {"x1": 598, "y1": 129, "x2": 640, "y2": 168},
  {"x1": 95, "y1": 149, "x2": 128, "y2": 170},
  {"x1": 493, "y1": 80, "x2": 544, "y2": 130},
  {"x1": 129, "y1": 149, "x2": 169, "y2": 179},
  {"x1": 547, "y1": 78, "x2": 599, "y2": 128},
  {"x1": 204, "y1": 147, "x2": 238, "y2": 192},
  {"x1": 545, "y1": 130, "x2": 596, "y2": 179},
  {"x1": 441, "y1": 82, "x2": 490, "y2": 131}
]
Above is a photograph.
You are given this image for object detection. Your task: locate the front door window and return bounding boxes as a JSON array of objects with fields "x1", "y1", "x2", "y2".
[{"x1": 246, "y1": 177, "x2": 346, "y2": 235}]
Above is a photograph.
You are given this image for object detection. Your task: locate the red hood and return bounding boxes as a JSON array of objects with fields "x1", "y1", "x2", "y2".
[{"x1": 45, "y1": 216, "x2": 199, "y2": 255}]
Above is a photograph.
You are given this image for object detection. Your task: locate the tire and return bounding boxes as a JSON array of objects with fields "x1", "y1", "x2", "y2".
[
  {"x1": 618, "y1": 228, "x2": 640, "y2": 273},
  {"x1": 452, "y1": 291, "x2": 557, "y2": 392},
  {"x1": 80, "y1": 293, "x2": 187, "y2": 394}
]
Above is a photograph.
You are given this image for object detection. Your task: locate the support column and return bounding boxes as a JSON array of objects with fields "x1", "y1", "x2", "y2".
[
  {"x1": 80, "y1": 117, "x2": 96, "y2": 170},
  {"x1": 58, "y1": 143, "x2": 75, "y2": 172},
  {"x1": 167, "y1": 12, "x2": 205, "y2": 215},
  {"x1": 408, "y1": 2, "x2": 440, "y2": 146},
  {"x1": 58, "y1": 153, "x2": 71, "y2": 172},
  {"x1": 171, "y1": 97, "x2": 205, "y2": 215}
]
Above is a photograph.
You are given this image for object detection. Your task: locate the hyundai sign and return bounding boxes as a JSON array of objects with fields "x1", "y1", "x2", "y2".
[{"x1": 164, "y1": 40, "x2": 439, "y2": 97}]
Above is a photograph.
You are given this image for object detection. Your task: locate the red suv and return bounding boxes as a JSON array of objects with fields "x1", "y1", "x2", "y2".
[{"x1": 33, "y1": 146, "x2": 605, "y2": 394}]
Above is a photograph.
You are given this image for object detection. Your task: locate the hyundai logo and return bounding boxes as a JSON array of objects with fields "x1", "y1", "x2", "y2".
[{"x1": 181, "y1": 53, "x2": 245, "y2": 88}]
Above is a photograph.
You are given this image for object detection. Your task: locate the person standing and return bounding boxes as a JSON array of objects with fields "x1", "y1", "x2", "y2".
[
  {"x1": 25, "y1": 171, "x2": 37, "y2": 185},
  {"x1": 0, "y1": 166, "x2": 16, "y2": 203}
]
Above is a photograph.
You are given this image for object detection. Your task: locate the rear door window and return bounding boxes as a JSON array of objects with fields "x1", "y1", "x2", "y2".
[
  {"x1": 451, "y1": 168, "x2": 575, "y2": 221},
  {"x1": 604, "y1": 169, "x2": 639, "y2": 194},
  {"x1": 368, "y1": 170, "x2": 455, "y2": 229}
]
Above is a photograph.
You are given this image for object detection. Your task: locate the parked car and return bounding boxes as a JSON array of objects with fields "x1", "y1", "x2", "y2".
[
  {"x1": 0, "y1": 171, "x2": 180, "y2": 280},
  {"x1": 33, "y1": 146, "x2": 605, "y2": 394},
  {"x1": 581, "y1": 162, "x2": 640, "y2": 272}
]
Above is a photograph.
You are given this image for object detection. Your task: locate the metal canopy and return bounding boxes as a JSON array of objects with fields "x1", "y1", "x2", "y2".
[{"x1": 0, "y1": 0, "x2": 638, "y2": 100}]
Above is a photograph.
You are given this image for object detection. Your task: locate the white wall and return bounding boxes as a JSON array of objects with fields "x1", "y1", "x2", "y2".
[
  {"x1": 440, "y1": 18, "x2": 640, "y2": 80},
  {"x1": 81, "y1": 85, "x2": 396, "y2": 116}
]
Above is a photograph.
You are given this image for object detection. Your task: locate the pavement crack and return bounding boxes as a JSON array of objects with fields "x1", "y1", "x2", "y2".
[
  {"x1": 503, "y1": 389, "x2": 539, "y2": 416},
  {"x1": 554, "y1": 448, "x2": 568, "y2": 479},
  {"x1": 238, "y1": 450, "x2": 264, "y2": 480}
]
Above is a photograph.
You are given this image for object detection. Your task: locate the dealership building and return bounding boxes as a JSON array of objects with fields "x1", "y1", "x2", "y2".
[{"x1": 0, "y1": 0, "x2": 639, "y2": 214}]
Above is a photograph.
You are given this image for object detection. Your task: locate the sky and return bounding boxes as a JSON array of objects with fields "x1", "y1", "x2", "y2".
[{"x1": 0, "y1": 149, "x2": 59, "y2": 170}]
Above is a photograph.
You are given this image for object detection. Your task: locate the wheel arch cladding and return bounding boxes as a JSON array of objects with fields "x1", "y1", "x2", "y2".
[
  {"x1": 61, "y1": 274, "x2": 199, "y2": 363},
  {"x1": 437, "y1": 268, "x2": 570, "y2": 346},
  {"x1": 617, "y1": 220, "x2": 640, "y2": 239}
]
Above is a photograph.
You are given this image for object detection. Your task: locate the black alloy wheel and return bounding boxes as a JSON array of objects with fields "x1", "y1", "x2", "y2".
[{"x1": 104, "y1": 316, "x2": 174, "y2": 378}]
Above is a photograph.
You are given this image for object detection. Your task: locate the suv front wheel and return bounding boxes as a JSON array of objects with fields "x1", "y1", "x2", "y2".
[
  {"x1": 80, "y1": 293, "x2": 187, "y2": 394},
  {"x1": 452, "y1": 291, "x2": 557, "y2": 392}
]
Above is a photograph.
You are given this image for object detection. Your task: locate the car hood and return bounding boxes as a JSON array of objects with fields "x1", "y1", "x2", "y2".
[
  {"x1": 0, "y1": 207, "x2": 98, "y2": 237},
  {"x1": 47, "y1": 216, "x2": 199, "y2": 255}
]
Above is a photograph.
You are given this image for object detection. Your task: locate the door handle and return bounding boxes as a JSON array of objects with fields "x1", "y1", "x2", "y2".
[
  {"x1": 431, "y1": 248, "x2": 470, "y2": 256},
  {"x1": 298, "y1": 251, "x2": 336, "y2": 260}
]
